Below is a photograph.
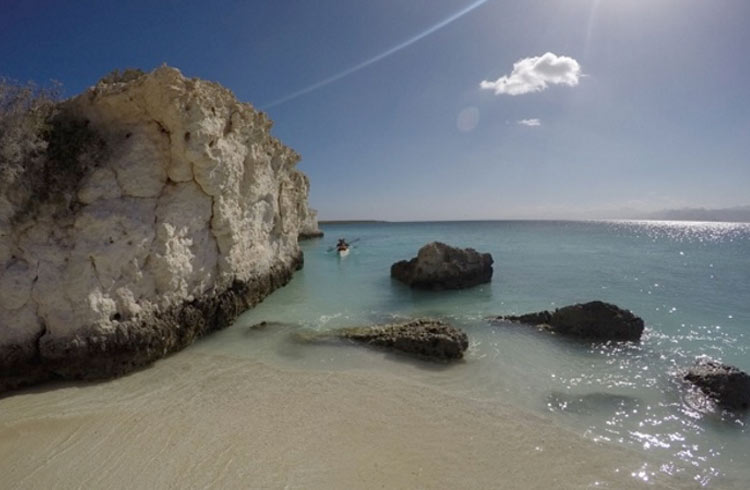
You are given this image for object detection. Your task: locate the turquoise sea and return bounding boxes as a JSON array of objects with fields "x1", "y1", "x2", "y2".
[{"x1": 194, "y1": 220, "x2": 750, "y2": 487}]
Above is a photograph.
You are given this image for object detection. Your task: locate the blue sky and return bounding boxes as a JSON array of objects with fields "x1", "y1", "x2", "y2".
[{"x1": 2, "y1": 0, "x2": 749, "y2": 220}]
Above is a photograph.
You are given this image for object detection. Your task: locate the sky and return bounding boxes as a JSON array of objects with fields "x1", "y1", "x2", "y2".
[{"x1": 1, "y1": 0, "x2": 749, "y2": 221}]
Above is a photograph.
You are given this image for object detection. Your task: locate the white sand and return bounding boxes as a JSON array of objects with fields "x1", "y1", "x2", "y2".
[{"x1": 0, "y1": 352, "x2": 693, "y2": 489}]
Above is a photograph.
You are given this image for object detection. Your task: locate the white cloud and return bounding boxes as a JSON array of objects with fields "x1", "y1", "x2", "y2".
[
  {"x1": 518, "y1": 118, "x2": 541, "y2": 127},
  {"x1": 480, "y1": 52, "x2": 581, "y2": 95}
]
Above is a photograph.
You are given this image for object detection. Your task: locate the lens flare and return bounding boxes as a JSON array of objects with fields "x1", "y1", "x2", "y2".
[{"x1": 262, "y1": 0, "x2": 489, "y2": 109}]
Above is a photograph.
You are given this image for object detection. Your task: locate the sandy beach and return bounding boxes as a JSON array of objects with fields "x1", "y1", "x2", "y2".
[{"x1": 1, "y1": 349, "x2": 699, "y2": 489}]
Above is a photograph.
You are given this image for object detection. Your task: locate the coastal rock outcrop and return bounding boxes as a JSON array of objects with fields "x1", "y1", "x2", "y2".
[
  {"x1": 391, "y1": 242, "x2": 493, "y2": 290},
  {"x1": 296, "y1": 319, "x2": 469, "y2": 361},
  {"x1": 298, "y1": 203, "x2": 324, "y2": 240},
  {"x1": 498, "y1": 301, "x2": 645, "y2": 341},
  {"x1": 684, "y1": 359, "x2": 750, "y2": 411},
  {"x1": 0, "y1": 66, "x2": 314, "y2": 392}
]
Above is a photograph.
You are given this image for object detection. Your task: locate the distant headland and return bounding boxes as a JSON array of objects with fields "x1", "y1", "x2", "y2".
[
  {"x1": 319, "y1": 220, "x2": 389, "y2": 225},
  {"x1": 642, "y1": 205, "x2": 750, "y2": 223}
]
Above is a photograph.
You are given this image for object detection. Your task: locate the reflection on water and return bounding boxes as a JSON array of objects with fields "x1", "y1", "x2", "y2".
[
  {"x1": 604, "y1": 219, "x2": 750, "y2": 244},
  {"x1": 192, "y1": 220, "x2": 750, "y2": 487}
]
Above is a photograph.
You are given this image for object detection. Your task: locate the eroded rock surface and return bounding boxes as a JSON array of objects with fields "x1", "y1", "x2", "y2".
[
  {"x1": 296, "y1": 175, "x2": 323, "y2": 240},
  {"x1": 297, "y1": 319, "x2": 469, "y2": 361},
  {"x1": 498, "y1": 301, "x2": 644, "y2": 341},
  {"x1": 1, "y1": 67, "x2": 314, "y2": 392},
  {"x1": 685, "y1": 359, "x2": 750, "y2": 411},
  {"x1": 391, "y1": 242, "x2": 493, "y2": 290},
  {"x1": 298, "y1": 205, "x2": 323, "y2": 240}
]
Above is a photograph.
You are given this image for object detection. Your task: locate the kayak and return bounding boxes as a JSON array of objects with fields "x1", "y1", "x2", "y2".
[{"x1": 337, "y1": 246, "x2": 350, "y2": 257}]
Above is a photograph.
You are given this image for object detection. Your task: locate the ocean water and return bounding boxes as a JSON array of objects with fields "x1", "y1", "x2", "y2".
[{"x1": 192, "y1": 220, "x2": 750, "y2": 487}]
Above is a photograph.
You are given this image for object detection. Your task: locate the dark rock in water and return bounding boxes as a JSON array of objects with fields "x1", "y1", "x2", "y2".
[
  {"x1": 546, "y1": 301, "x2": 644, "y2": 341},
  {"x1": 297, "y1": 319, "x2": 469, "y2": 361},
  {"x1": 684, "y1": 359, "x2": 750, "y2": 411},
  {"x1": 391, "y1": 242, "x2": 493, "y2": 290},
  {"x1": 247, "y1": 321, "x2": 287, "y2": 331},
  {"x1": 298, "y1": 230, "x2": 324, "y2": 240},
  {"x1": 503, "y1": 311, "x2": 552, "y2": 326},
  {"x1": 498, "y1": 301, "x2": 644, "y2": 341}
]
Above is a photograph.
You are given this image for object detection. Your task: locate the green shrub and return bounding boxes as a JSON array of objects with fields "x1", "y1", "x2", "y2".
[
  {"x1": 37, "y1": 113, "x2": 107, "y2": 209},
  {"x1": 0, "y1": 79, "x2": 57, "y2": 219},
  {"x1": 98, "y1": 68, "x2": 146, "y2": 85},
  {"x1": 0, "y1": 78, "x2": 58, "y2": 180},
  {"x1": 0, "y1": 78, "x2": 107, "y2": 224}
]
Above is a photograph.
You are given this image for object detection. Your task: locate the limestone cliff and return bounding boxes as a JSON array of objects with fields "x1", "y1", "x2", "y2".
[
  {"x1": 0, "y1": 67, "x2": 313, "y2": 391},
  {"x1": 299, "y1": 204, "x2": 324, "y2": 240}
]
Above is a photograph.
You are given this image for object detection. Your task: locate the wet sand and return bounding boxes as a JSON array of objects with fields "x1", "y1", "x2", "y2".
[{"x1": 1, "y1": 352, "x2": 693, "y2": 489}]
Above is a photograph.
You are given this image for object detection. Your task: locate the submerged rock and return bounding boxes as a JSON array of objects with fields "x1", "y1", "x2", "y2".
[
  {"x1": 546, "y1": 391, "x2": 641, "y2": 415},
  {"x1": 246, "y1": 320, "x2": 288, "y2": 332},
  {"x1": 498, "y1": 301, "x2": 644, "y2": 341},
  {"x1": 503, "y1": 311, "x2": 552, "y2": 326},
  {"x1": 0, "y1": 66, "x2": 314, "y2": 393},
  {"x1": 298, "y1": 230, "x2": 324, "y2": 240},
  {"x1": 684, "y1": 359, "x2": 750, "y2": 411},
  {"x1": 297, "y1": 319, "x2": 469, "y2": 361},
  {"x1": 391, "y1": 242, "x2": 493, "y2": 290}
]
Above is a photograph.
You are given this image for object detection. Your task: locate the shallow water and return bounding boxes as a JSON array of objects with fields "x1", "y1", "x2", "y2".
[
  {"x1": 2, "y1": 220, "x2": 748, "y2": 488},
  {"x1": 0, "y1": 352, "x2": 685, "y2": 489},
  {"x1": 193, "y1": 220, "x2": 750, "y2": 487}
]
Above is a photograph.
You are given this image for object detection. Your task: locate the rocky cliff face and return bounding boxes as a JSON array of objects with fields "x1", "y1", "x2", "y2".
[
  {"x1": 0, "y1": 67, "x2": 313, "y2": 391},
  {"x1": 298, "y1": 206, "x2": 323, "y2": 239},
  {"x1": 295, "y1": 173, "x2": 323, "y2": 239}
]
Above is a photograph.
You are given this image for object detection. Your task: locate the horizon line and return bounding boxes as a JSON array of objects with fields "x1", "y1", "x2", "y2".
[{"x1": 319, "y1": 217, "x2": 750, "y2": 225}]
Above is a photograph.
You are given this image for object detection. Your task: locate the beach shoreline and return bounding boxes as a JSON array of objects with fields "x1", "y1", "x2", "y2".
[{"x1": 0, "y1": 350, "x2": 698, "y2": 489}]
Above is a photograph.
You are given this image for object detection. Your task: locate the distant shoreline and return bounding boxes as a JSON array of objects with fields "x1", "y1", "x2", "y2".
[
  {"x1": 317, "y1": 206, "x2": 750, "y2": 225},
  {"x1": 318, "y1": 218, "x2": 750, "y2": 225},
  {"x1": 319, "y1": 220, "x2": 389, "y2": 225}
]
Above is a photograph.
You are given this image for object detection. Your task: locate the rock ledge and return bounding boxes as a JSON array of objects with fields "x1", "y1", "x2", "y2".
[
  {"x1": 1, "y1": 253, "x2": 302, "y2": 392},
  {"x1": 297, "y1": 319, "x2": 469, "y2": 361}
]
